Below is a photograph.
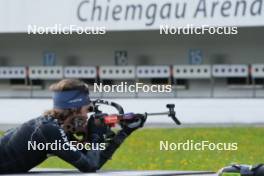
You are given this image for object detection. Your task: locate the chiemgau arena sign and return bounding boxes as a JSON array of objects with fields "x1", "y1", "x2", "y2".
[{"x1": 0, "y1": 0, "x2": 264, "y2": 32}]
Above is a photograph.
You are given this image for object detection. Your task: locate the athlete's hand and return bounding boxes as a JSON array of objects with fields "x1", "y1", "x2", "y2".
[
  {"x1": 86, "y1": 115, "x2": 110, "y2": 143},
  {"x1": 121, "y1": 113, "x2": 147, "y2": 135}
]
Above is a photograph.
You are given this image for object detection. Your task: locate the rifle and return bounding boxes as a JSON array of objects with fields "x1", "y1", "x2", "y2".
[
  {"x1": 65, "y1": 99, "x2": 181, "y2": 142},
  {"x1": 89, "y1": 99, "x2": 181, "y2": 128}
]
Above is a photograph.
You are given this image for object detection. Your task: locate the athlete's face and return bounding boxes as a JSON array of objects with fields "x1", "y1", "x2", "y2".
[
  {"x1": 62, "y1": 104, "x2": 92, "y2": 137},
  {"x1": 79, "y1": 105, "x2": 88, "y2": 118},
  {"x1": 79, "y1": 104, "x2": 93, "y2": 118},
  {"x1": 64, "y1": 103, "x2": 93, "y2": 134}
]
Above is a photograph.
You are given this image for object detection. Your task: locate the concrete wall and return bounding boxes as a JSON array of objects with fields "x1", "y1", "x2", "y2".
[
  {"x1": 1, "y1": 98, "x2": 263, "y2": 125},
  {"x1": 0, "y1": 27, "x2": 263, "y2": 66},
  {"x1": 0, "y1": 27, "x2": 263, "y2": 98}
]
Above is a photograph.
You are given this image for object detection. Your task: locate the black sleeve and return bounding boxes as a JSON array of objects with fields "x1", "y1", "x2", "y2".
[{"x1": 39, "y1": 124, "x2": 128, "y2": 172}]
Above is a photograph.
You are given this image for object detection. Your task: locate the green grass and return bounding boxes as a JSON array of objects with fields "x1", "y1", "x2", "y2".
[{"x1": 1, "y1": 127, "x2": 264, "y2": 171}]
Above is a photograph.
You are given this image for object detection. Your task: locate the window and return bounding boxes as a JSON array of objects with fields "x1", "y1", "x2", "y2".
[
  {"x1": 227, "y1": 78, "x2": 247, "y2": 85},
  {"x1": 175, "y1": 79, "x2": 188, "y2": 89},
  {"x1": 151, "y1": 78, "x2": 168, "y2": 84}
]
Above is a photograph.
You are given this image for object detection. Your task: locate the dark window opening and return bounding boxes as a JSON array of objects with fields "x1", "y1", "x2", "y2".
[
  {"x1": 227, "y1": 78, "x2": 247, "y2": 85},
  {"x1": 254, "y1": 78, "x2": 264, "y2": 85},
  {"x1": 10, "y1": 79, "x2": 26, "y2": 85},
  {"x1": 151, "y1": 78, "x2": 168, "y2": 84},
  {"x1": 31, "y1": 79, "x2": 43, "y2": 86},
  {"x1": 81, "y1": 79, "x2": 96, "y2": 85},
  {"x1": 102, "y1": 79, "x2": 113, "y2": 85},
  {"x1": 174, "y1": 79, "x2": 188, "y2": 89}
]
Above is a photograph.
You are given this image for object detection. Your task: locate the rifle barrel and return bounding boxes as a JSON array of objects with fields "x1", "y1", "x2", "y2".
[{"x1": 146, "y1": 112, "x2": 169, "y2": 116}]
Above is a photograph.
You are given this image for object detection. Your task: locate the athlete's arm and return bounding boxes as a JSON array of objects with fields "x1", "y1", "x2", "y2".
[{"x1": 39, "y1": 123, "x2": 127, "y2": 172}]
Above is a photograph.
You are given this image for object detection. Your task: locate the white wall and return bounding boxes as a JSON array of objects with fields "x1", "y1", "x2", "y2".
[
  {"x1": 1, "y1": 0, "x2": 264, "y2": 32},
  {"x1": 1, "y1": 98, "x2": 263, "y2": 124}
]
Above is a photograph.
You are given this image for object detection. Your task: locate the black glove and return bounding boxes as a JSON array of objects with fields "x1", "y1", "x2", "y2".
[
  {"x1": 121, "y1": 113, "x2": 147, "y2": 135},
  {"x1": 86, "y1": 115, "x2": 115, "y2": 143}
]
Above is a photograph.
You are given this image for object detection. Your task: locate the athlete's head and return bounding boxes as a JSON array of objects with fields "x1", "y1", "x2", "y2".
[
  {"x1": 44, "y1": 79, "x2": 92, "y2": 139},
  {"x1": 51, "y1": 79, "x2": 91, "y2": 115}
]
